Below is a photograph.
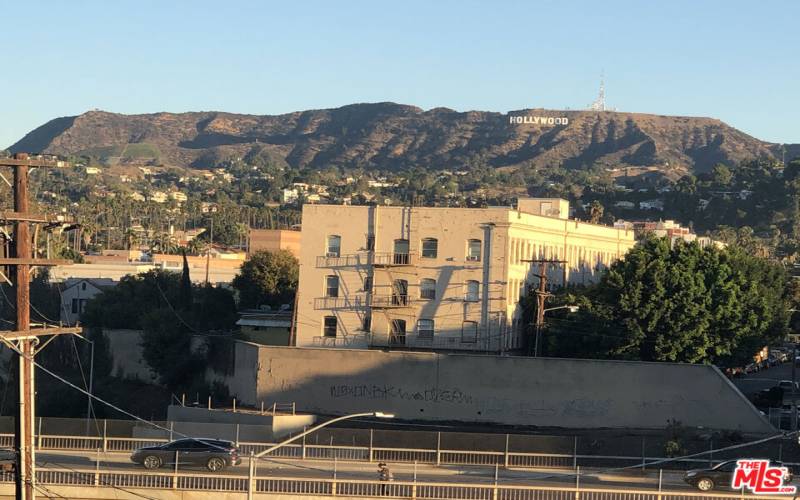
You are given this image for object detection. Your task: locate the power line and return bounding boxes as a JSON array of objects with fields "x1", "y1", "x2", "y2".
[
  {"x1": 38, "y1": 460, "x2": 158, "y2": 500},
  {"x1": 153, "y1": 279, "x2": 198, "y2": 333},
  {"x1": 0, "y1": 338, "x2": 242, "y2": 459}
]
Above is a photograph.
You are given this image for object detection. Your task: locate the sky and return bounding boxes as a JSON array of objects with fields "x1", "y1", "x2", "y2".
[{"x1": 3, "y1": 0, "x2": 799, "y2": 148}]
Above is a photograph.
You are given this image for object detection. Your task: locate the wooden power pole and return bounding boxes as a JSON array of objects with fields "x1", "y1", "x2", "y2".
[
  {"x1": 521, "y1": 258, "x2": 566, "y2": 357},
  {"x1": 0, "y1": 153, "x2": 81, "y2": 500}
]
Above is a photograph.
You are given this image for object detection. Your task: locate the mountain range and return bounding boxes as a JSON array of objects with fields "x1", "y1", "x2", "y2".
[{"x1": 10, "y1": 103, "x2": 798, "y2": 177}]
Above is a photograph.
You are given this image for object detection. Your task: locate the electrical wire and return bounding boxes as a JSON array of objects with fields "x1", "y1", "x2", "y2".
[
  {"x1": 37, "y1": 460, "x2": 157, "y2": 500},
  {"x1": 153, "y1": 280, "x2": 198, "y2": 333},
  {"x1": 0, "y1": 337, "x2": 244, "y2": 461},
  {"x1": 0, "y1": 285, "x2": 15, "y2": 311}
]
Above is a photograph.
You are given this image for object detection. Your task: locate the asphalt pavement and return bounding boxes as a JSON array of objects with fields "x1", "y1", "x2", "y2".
[
  {"x1": 33, "y1": 449, "x2": 705, "y2": 493},
  {"x1": 732, "y1": 360, "x2": 795, "y2": 398}
]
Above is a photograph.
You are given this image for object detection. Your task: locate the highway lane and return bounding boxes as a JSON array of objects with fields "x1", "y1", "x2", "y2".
[{"x1": 33, "y1": 449, "x2": 705, "y2": 493}]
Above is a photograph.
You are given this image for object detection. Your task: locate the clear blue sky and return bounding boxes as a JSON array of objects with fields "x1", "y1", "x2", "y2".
[{"x1": 3, "y1": 0, "x2": 798, "y2": 148}]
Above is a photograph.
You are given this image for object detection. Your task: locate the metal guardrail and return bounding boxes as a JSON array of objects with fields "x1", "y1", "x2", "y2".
[
  {"x1": 20, "y1": 469, "x2": 795, "y2": 499},
  {"x1": 14, "y1": 432, "x2": 799, "y2": 473}
]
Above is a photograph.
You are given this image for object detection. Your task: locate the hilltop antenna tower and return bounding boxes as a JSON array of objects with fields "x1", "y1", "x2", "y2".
[{"x1": 588, "y1": 72, "x2": 614, "y2": 112}]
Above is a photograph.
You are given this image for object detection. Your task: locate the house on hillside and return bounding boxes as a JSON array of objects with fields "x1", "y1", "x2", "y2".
[
  {"x1": 236, "y1": 308, "x2": 293, "y2": 346},
  {"x1": 59, "y1": 278, "x2": 116, "y2": 325}
]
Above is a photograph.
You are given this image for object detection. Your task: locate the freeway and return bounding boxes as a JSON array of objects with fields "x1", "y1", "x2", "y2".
[{"x1": 34, "y1": 449, "x2": 704, "y2": 493}]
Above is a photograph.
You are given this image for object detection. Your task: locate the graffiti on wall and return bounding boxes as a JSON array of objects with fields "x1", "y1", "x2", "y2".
[{"x1": 329, "y1": 384, "x2": 473, "y2": 405}]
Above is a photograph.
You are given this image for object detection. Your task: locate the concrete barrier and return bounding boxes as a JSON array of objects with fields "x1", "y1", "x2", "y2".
[{"x1": 214, "y1": 343, "x2": 774, "y2": 434}]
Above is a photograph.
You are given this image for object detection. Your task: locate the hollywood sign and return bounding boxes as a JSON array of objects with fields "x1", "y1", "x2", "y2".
[{"x1": 509, "y1": 115, "x2": 569, "y2": 125}]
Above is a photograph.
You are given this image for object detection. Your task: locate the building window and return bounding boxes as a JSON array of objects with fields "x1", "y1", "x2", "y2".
[
  {"x1": 390, "y1": 319, "x2": 406, "y2": 346},
  {"x1": 323, "y1": 316, "x2": 337, "y2": 337},
  {"x1": 81, "y1": 282, "x2": 87, "y2": 291},
  {"x1": 71, "y1": 298, "x2": 79, "y2": 314},
  {"x1": 363, "y1": 275, "x2": 373, "y2": 292},
  {"x1": 325, "y1": 276, "x2": 339, "y2": 297},
  {"x1": 417, "y1": 319, "x2": 434, "y2": 339},
  {"x1": 465, "y1": 280, "x2": 480, "y2": 302},
  {"x1": 420, "y1": 279, "x2": 436, "y2": 300},
  {"x1": 366, "y1": 234, "x2": 375, "y2": 251},
  {"x1": 421, "y1": 238, "x2": 438, "y2": 258},
  {"x1": 393, "y1": 239, "x2": 410, "y2": 264},
  {"x1": 467, "y1": 239, "x2": 481, "y2": 261},
  {"x1": 461, "y1": 321, "x2": 478, "y2": 343},
  {"x1": 392, "y1": 279, "x2": 409, "y2": 306},
  {"x1": 326, "y1": 235, "x2": 341, "y2": 257}
]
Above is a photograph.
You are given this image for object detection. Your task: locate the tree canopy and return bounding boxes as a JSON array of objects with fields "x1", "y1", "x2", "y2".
[
  {"x1": 531, "y1": 237, "x2": 791, "y2": 366},
  {"x1": 82, "y1": 269, "x2": 237, "y2": 390},
  {"x1": 232, "y1": 250, "x2": 299, "y2": 309}
]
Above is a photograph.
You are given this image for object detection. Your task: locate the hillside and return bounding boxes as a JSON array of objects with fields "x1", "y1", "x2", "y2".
[{"x1": 10, "y1": 103, "x2": 791, "y2": 176}]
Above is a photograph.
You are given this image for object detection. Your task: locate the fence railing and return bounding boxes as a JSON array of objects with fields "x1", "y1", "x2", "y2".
[
  {"x1": 21, "y1": 469, "x2": 795, "y2": 499},
  {"x1": 9, "y1": 432, "x2": 799, "y2": 472}
]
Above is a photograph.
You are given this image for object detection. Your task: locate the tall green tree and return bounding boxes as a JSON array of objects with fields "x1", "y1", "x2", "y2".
[
  {"x1": 232, "y1": 250, "x2": 299, "y2": 309},
  {"x1": 82, "y1": 269, "x2": 237, "y2": 391},
  {"x1": 538, "y1": 237, "x2": 790, "y2": 366}
]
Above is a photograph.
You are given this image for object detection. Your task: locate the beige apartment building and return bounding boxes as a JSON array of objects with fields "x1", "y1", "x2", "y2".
[
  {"x1": 295, "y1": 199, "x2": 636, "y2": 353},
  {"x1": 248, "y1": 228, "x2": 302, "y2": 258}
]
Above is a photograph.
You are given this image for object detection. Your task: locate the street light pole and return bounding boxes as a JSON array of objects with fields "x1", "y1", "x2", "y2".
[
  {"x1": 792, "y1": 344, "x2": 797, "y2": 432},
  {"x1": 86, "y1": 340, "x2": 94, "y2": 435},
  {"x1": 254, "y1": 411, "x2": 394, "y2": 458},
  {"x1": 789, "y1": 309, "x2": 798, "y2": 432},
  {"x1": 71, "y1": 334, "x2": 95, "y2": 436}
]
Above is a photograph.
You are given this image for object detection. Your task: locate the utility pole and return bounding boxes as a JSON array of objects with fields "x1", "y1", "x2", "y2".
[
  {"x1": 205, "y1": 217, "x2": 214, "y2": 285},
  {"x1": 792, "y1": 344, "x2": 797, "y2": 432},
  {"x1": 0, "y1": 153, "x2": 82, "y2": 500},
  {"x1": 521, "y1": 259, "x2": 566, "y2": 357}
]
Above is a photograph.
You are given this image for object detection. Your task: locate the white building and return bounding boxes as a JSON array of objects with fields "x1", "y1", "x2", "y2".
[
  {"x1": 283, "y1": 188, "x2": 299, "y2": 204},
  {"x1": 295, "y1": 199, "x2": 635, "y2": 353},
  {"x1": 59, "y1": 278, "x2": 116, "y2": 325},
  {"x1": 639, "y1": 199, "x2": 664, "y2": 211}
]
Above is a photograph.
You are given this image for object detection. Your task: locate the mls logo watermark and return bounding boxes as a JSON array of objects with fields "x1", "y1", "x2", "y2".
[{"x1": 732, "y1": 460, "x2": 796, "y2": 494}]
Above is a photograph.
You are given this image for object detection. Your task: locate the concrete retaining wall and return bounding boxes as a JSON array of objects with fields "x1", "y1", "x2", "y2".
[
  {"x1": 218, "y1": 343, "x2": 774, "y2": 434},
  {"x1": 103, "y1": 329, "x2": 153, "y2": 382},
  {"x1": 164, "y1": 405, "x2": 316, "y2": 440}
]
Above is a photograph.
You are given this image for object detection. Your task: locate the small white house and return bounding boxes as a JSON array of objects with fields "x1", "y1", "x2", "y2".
[
  {"x1": 639, "y1": 199, "x2": 665, "y2": 211},
  {"x1": 282, "y1": 188, "x2": 299, "y2": 203},
  {"x1": 59, "y1": 278, "x2": 116, "y2": 325}
]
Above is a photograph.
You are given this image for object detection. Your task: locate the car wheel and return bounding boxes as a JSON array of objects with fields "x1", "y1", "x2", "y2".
[
  {"x1": 207, "y1": 457, "x2": 226, "y2": 472},
  {"x1": 696, "y1": 477, "x2": 715, "y2": 491},
  {"x1": 142, "y1": 455, "x2": 162, "y2": 470}
]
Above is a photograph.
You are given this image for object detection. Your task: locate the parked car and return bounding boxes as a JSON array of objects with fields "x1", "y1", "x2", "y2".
[
  {"x1": 130, "y1": 438, "x2": 240, "y2": 472},
  {"x1": 778, "y1": 380, "x2": 799, "y2": 392},
  {"x1": 745, "y1": 362, "x2": 760, "y2": 373},
  {"x1": 0, "y1": 448, "x2": 14, "y2": 472},
  {"x1": 684, "y1": 460, "x2": 793, "y2": 491}
]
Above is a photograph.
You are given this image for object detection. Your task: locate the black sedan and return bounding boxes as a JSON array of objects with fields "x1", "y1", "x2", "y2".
[
  {"x1": 684, "y1": 460, "x2": 793, "y2": 492},
  {"x1": 131, "y1": 438, "x2": 241, "y2": 472}
]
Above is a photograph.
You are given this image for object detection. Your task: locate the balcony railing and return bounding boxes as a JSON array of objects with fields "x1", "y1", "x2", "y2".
[
  {"x1": 369, "y1": 294, "x2": 413, "y2": 308},
  {"x1": 316, "y1": 254, "x2": 364, "y2": 268},
  {"x1": 316, "y1": 252, "x2": 416, "y2": 268},
  {"x1": 311, "y1": 334, "x2": 369, "y2": 347},
  {"x1": 370, "y1": 331, "x2": 523, "y2": 353},
  {"x1": 372, "y1": 252, "x2": 414, "y2": 267},
  {"x1": 313, "y1": 296, "x2": 367, "y2": 310}
]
